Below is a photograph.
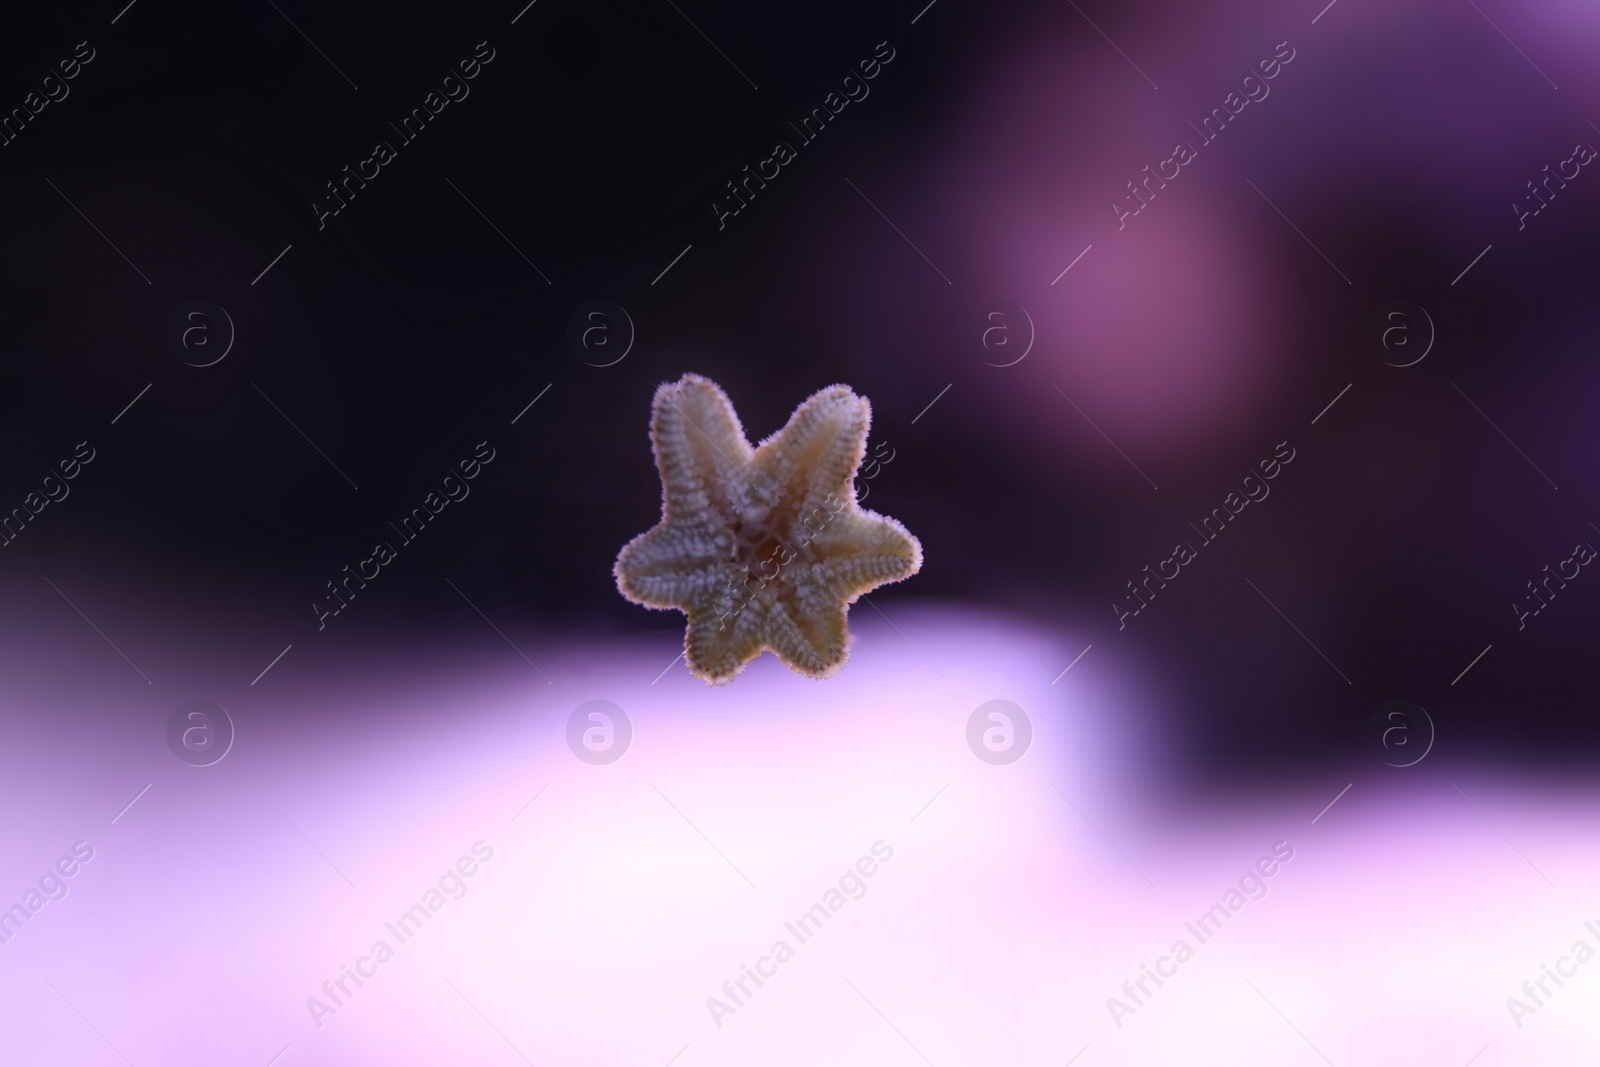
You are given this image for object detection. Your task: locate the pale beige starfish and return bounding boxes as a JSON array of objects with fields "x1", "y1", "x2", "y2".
[{"x1": 614, "y1": 373, "x2": 923, "y2": 683}]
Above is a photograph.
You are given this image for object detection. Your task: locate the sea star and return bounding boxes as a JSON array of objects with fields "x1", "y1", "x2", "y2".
[{"x1": 614, "y1": 373, "x2": 923, "y2": 683}]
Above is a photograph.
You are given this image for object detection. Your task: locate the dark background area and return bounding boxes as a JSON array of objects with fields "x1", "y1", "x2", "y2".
[{"x1": 1, "y1": 0, "x2": 1596, "y2": 775}]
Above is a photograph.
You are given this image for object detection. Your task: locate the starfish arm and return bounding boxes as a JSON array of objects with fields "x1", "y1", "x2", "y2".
[
  {"x1": 650, "y1": 374, "x2": 759, "y2": 523},
  {"x1": 808, "y1": 510, "x2": 923, "y2": 598},
  {"x1": 755, "y1": 384, "x2": 870, "y2": 519},
  {"x1": 614, "y1": 524, "x2": 727, "y2": 608},
  {"x1": 684, "y1": 598, "x2": 768, "y2": 683},
  {"x1": 763, "y1": 592, "x2": 849, "y2": 679}
]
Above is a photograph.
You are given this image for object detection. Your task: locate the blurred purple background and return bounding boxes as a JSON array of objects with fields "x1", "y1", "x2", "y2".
[{"x1": 2, "y1": 0, "x2": 1599, "y2": 1061}]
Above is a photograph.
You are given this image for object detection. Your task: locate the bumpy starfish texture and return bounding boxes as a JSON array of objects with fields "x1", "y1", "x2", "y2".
[{"x1": 614, "y1": 374, "x2": 923, "y2": 684}]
